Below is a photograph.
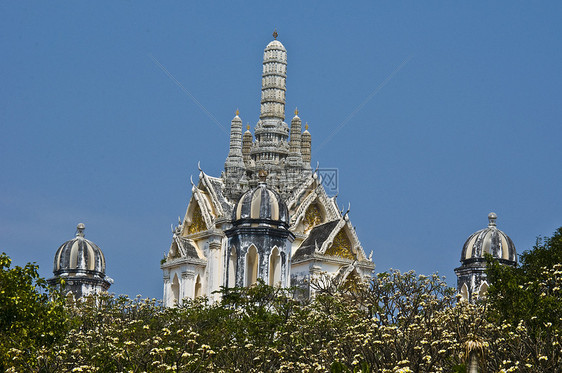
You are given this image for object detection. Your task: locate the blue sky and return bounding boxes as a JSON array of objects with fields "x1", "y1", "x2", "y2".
[{"x1": 1, "y1": 2, "x2": 561, "y2": 299}]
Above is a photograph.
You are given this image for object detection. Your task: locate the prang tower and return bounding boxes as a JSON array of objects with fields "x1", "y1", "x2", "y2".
[{"x1": 161, "y1": 33, "x2": 375, "y2": 305}]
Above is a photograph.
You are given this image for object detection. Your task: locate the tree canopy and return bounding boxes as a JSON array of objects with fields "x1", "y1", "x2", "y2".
[
  {"x1": 0, "y1": 252, "x2": 66, "y2": 371},
  {"x1": 1, "y1": 228, "x2": 561, "y2": 372},
  {"x1": 486, "y1": 227, "x2": 562, "y2": 332}
]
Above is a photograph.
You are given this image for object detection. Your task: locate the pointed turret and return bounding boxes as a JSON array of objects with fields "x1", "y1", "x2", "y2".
[
  {"x1": 242, "y1": 124, "x2": 253, "y2": 166},
  {"x1": 288, "y1": 108, "x2": 303, "y2": 166},
  {"x1": 224, "y1": 110, "x2": 245, "y2": 178},
  {"x1": 301, "y1": 123, "x2": 312, "y2": 165}
]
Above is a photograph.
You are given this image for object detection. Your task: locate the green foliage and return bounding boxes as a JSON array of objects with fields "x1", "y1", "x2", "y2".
[
  {"x1": 486, "y1": 227, "x2": 562, "y2": 331},
  {"x1": 484, "y1": 227, "x2": 562, "y2": 371},
  {"x1": 0, "y1": 252, "x2": 66, "y2": 371},
  {"x1": 2, "y1": 243, "x2": 562, "y2": 372}
]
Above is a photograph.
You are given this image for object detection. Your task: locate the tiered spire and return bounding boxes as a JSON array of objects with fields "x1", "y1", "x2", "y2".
[
  {"x1": 251, "y1": 33, "x2": 290, "y2": 166},
  {"x1": 223, "y1": 33, "x2": 312, "y2": 198},
  {"x1": 301, "y1": 123, "x2": 311, "y2": 165},
  {"x1": 260, "y1": 32, "x2": 287, "y2": 121},
  {"x1": 242, "y1": 124, "x2": 253, "y2": 166},
  {"x1": 288, "y1": 108, "x2": 303, "y2": 165},
  {"x1": 224, "y1": 110, "x2": 245, "y2": 176}
]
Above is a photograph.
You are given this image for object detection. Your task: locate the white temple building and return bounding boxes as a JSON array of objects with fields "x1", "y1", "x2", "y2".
[
  {"x1": 160, "y1": 32, "x2": 375, "y2": 306},
  {"x1": 43, "y1": 36, "x2": 520, "y2": 306}
]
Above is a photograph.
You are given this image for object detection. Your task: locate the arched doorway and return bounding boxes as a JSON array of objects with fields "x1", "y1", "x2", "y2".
[{"x1": 171, "y1": 274, "x2": 180, "y2": 305}]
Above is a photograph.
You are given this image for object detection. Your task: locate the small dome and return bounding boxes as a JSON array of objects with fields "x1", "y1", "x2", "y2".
[
  {"x1": 265, "y1": 39, "x2": 286, "y2": 52},
  {"x1": 460, "y1": 213, "x2": 517, "y2": 264},
  {"x1": 53, "y1": 223, "x2": 106, "y2": 277},
  {"x1": 233, "y1": 181, "x2": 289, "y2": 225}
]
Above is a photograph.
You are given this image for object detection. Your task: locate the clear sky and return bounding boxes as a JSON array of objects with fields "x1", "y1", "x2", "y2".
[{"x1": 1, "y1": 2, "x2": 561, "y2": 299}]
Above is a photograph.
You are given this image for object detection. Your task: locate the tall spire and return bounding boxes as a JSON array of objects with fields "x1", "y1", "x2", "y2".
[
  {"x1": 301, "y1": 123, "x2": 311, "y2": 165},
  {"x1": 288, "y1": 108, "x2": 303, "y2": 165},
  {"x1": 260, "y1": 34, "x2": 287, "y2": 121},
  {"x1": 251, "y1": 35, "x2": 290, "y2": 168},
  {"x1": 242, "y1": 124, "x2": 253, "y2": 166},
  {"x1": 225, "y1": 110, "x2": 245, "y2": 175}
]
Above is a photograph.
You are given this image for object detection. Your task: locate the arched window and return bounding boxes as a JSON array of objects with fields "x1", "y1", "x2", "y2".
[
  {"x1": 171, "y1": 274, "x2": 180, "y2": 305},
  {"x1": 228, "y1": 246, "x2": 237, "y2": 288},
  {"x1": 194, "y1": 274, "x2": 202, "y2": 298},
  {"x1": 460, "y1": 283, "x2": 469, "y2": 302},
  {"x1": 478, "y1": 282, "x2": 488, "y2": 299},
  {"x1": 246, "y1": 245, "x2": 259, "y2": 287},
  {"x1": 66, "y1": 291, "x2": 75, "y2": 305},
  {"x1": 269, "y1": 247, "x2": 281, "y2": 287}
]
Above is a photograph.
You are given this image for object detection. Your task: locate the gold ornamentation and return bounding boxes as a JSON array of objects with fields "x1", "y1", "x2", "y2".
[
  {"x1": 273, "y1": 29, "x2": 278, "y2": 39},
  {"x1": 303, "y1": 204, "x2": 322, "y2": 232},
  {"x1": 236, "y1": 108, "x2": 239, "y2": 116},
  {"x1": 325, "y1": 229, "x2": 355, "y2": 260},
  {"x1": 294, "y1": 107, "x2": 299, "y2": 115},
  {"x1": 258, "y1": 170, "x2": 268, "y2": 182},
  {"x1": 188, "y1": 204, "x2": 206, "y2": 234}
]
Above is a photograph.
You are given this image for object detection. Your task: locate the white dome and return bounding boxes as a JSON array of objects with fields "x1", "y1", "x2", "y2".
[
  {"x1": 233, "y1": 182, "x2": 289, "y2": 226},
  {"x1": 460, "y1": 213, "x2": 517, "y2": 264},
  {"x1": 53, "y1": 223, "x2": 107, "y2": 277},
  {"x1": 265, "y1": 40, "x2": 286, "y2": 51}
]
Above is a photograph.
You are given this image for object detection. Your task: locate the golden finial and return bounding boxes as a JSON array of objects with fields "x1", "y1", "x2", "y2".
[
  {"x1": 246, "y1": 124, "x2": 250, "y2": 130},
  {"x1": 305, "y1": 122, "x2": 309, "y2": 130},
  {"x1": 235, "y1": 108, "x2": 239, "y2": 116},
  {"x1": 273, "y1": 29, "x2": 278, "y2": 40},
  {"x1": 294, "y1": 107, "x2": 299, "y2": 115},
  {"x1": 258, "y1": 170, "x2": 268, "y2": 182}
]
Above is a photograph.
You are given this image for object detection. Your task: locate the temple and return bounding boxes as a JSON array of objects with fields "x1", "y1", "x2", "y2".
[{"x1": 160, "y1": 33, "x2": 375, "y2": 305}]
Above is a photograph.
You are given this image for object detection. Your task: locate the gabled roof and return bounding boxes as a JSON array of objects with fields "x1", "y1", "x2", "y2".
[
  {"x1": 292, "y1": 220, "x2": 340, "y2": 261},
  {"x1": 177, "y1": 236, "x2": 200, "y2": 259},
  {"x1": 168, "y1": 235, "x2": 201, "y2": 260},
  {"x1": 199, "y1": 171, "x2": 234, "y2": 217}
]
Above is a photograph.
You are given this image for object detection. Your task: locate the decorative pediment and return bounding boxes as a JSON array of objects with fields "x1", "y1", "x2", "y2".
[
  {"x1": 286, "y1": 174, "x2": 317, "y2": 211},
  {"x1": 289, "y1": 180, "x2": 339, "y2": 231},
  {"x1": 168, "y1": 239, "x2": 183, "y2": 259},
  {"x1": 319, "y1": 218, "x2": 367, "y2": 262},
  {"x1": 325, "y1": 229, "x2": 354, "y2": 260},
  {"x1": 167, "y1": 235, "x2": 202, "y2": 260},
  {"x1": 303, "y1": 203, "x2": 323, "y2": 233},
  {"x1": 187, "y1": 204, "x2": 206, "y2": 234},
  {"x1": 199, "y1": 171, "x2": 230, "y2": 217},
  {"x1": 182, "y1": 191, "x2": 214, "y2": 236}
]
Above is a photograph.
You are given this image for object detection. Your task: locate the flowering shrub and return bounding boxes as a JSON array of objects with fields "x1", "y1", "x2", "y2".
[{"x1": 2, "y1": 234, "x2": 561, "y2": 372}]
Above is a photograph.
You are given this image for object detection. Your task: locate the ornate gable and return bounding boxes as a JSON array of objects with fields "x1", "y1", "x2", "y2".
[
  {"x1": 293, "y1": 216, "x2": 369, "y2": 263},
  {"x1": 187, "y1": 204, "x2": 206, "y2": 234},
  {"x1": 325, "y1": 229, "x2": 355, "y2": 260},
  {"x1": 303, "y1": 203, "x2": 323, "y2": 233},
  {"x1": 289, "y1": 175, "x2": 339, "y2": 233}
]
